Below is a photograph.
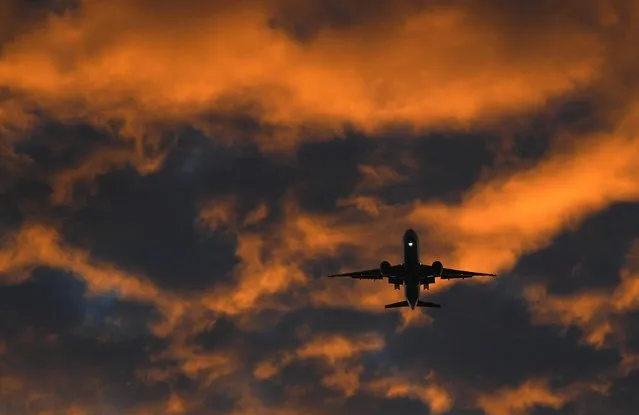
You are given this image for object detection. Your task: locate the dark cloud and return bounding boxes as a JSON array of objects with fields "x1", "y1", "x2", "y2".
[
  {"x1": 383, "y1": 283, "x2": 620, "y2": 390},
  {"x1": 60, "y1": 165, "x2": 239, "y2": 291},
  {"x1": 511, "y1": 203, "x2": 639, "y2": 293},
  {"x1": 294, "y1": 136, "x2": 368, "y2": 212},
  {"x1": 605, "y1": 371, "x2": 639, "y2": 415},
  {"x1": 622, "y1": 311, "x2": 639, "y2": 353},
  {"x1": 0, "y1": 269, "x2": 172, "y2": 414},
  {"x1": 0, "y1": 268, "x2": 85, "y2": 335},
  {"x1": 266, "y1": 0, "x2": 430, "y2": 42}
]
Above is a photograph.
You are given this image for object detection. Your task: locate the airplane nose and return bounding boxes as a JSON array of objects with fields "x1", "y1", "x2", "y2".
[{"x1": 404, "y1": 229, "x2": 415, "y2": 239}]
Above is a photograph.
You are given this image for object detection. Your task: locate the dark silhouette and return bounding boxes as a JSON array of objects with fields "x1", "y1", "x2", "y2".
[{"x1": 326, "y1": 229, "x2": 496, "y2": 309}]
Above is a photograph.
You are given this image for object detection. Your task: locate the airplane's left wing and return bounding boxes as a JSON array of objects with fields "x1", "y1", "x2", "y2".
[
  {"x1": 440, "y1": 267, "x2": 496, "y2": 280},
  {"x1": 327, "y1": 268, "x2": 384, "y2": 280}
]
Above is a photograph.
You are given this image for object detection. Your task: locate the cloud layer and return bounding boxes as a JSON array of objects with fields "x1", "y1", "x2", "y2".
[{"x1": 1, "y1": 0, "x2": 638, "y2": 414}]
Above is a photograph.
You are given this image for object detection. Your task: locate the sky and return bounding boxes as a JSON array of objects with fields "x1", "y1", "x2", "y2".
[{"x1": 0, "y1": 0, "x2": 638, "y2": 414}]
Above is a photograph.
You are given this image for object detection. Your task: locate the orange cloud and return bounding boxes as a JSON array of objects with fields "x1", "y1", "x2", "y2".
[
  {"x1": 254, "y1": 332, "x2": 384, "y2": 398},
  {"x1": 0, "y1": 375, "x2": 23, "y2": 395},
  {"x1": 197, "y1": 194, "x2": 238, "y2": 232},
  {"x1": 524, "y1": 240, "x2": 639, "y2": 349},
  {"x1": 254, "y1": 332, "x2": 384, "y2": 379},
  {"x1": 201, "y1": 231, "x2": 309, "y2": 316},
  {"x1": 0, "y1": 224, "x2": 163, "y2": 303},
  {"x1": 198, "y1": 197, "x2": 371, "y2": 316},
  {"x1": 409, "y1": 131, "x2": 639, "y2": 273},
  {"x1": 319, "y1": 363, "x2": 364, "y2": 398},
  {"x1": 474, "y1": 377, "x2": 610, "y2": 415},
  {"x1": 336, "y1": 195, "x2": 385, "y2": 217},
  {"x1": 49, "y1": 144, "x2": 168, "y2": 205},
  {"x1": 619, "y1": 351, "x2": 639, "y2": 377},
  {"x1": 166, "y1": 347, "x2": 237, "y2": 387},
  {"x1": 295, "y1": 332, "x2": 384, "y2": 363},
  {"x1": 120, "y1": 391, "x2": 202, "y2": 415},
  {"x1": 365, "y1": 372, "x2": 453, "y2": 414},
  {"x1": 396, "y1": 308, "x2": 434, "y2": 332},
  {"x1": 165, "y1": 393, "x2": 186, "y2": 415},
  {"x1": 354, "y1": 164, "x2": 408, "y2": 192},
  {"x1": 228, "y1": 386, "x2": 331, "y2": 415},
  {"x1": 0, "y1": 0, "x2": 612, "y2": 153},
  {"x1": 476, "y1": 379, "x2": 567, "y2": 415},
  {"x1": 524, "y1": 285, "x2": 610, "y2": 332},
  {"x1": 243, "y1": 201, "x2": 270, "y2": 227}
]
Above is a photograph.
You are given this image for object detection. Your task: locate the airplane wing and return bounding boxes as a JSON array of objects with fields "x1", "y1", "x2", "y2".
[
  {"x1": 327, "y1": 268, "x2": 384, "y2": 280},
  {"x1": 440, "y1": 267, "x2": 496, "y2": 280}
]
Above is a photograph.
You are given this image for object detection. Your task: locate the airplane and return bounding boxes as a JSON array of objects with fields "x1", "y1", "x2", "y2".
[{"x1": 326, "y1": 229, "x2": 496, "y2": 309}]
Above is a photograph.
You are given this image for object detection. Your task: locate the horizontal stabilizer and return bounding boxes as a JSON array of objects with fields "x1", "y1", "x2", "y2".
[
  {"x1": 384, "y1": 301, "x2": 409, "y2": 309},
  {"x1": 417, "y1": 300, "x2": 441, "y2": 308}
]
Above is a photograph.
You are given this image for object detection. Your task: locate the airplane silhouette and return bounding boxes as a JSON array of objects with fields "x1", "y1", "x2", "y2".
[{"x1": 326, "y1": 229, "x2": 496, "y2": 309}]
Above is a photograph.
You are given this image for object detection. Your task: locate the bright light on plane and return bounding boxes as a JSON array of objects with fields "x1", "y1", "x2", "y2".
[{"x1": 408, "y1": 242, "x2": 413, "y2": 246}]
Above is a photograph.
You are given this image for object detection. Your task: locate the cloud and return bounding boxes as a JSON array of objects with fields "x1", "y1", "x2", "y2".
[
  {"x1": 365, "y1": 372, "x2": 453, "y2": 414},
  {"x1": 524, "y1": 240, "x2": 639, "y2": 349},
  {"x1": 253, "y1": 332, "x2": 385, "y2": 399},
  {"x1": 254, "y1": 332, "x2": 383, "y2": 377},
  {"x1": 476, "y1": 379, "x2": 568, "y2": 415},
  {"x1": 409, "y1": 130, "x2": 639, "y2": 274},
  {"x1": 197, "y1": 195, "x2": 238, "y2": 232},
  {"x1": 0, "y1": 224, "x2": 151, "y2": 294},
  {"x1": 243, "y1": 201, "x2": 270, "y2": 227},
  {"x1": 49, "y1": 144, "x2": 169, "y2": 205},
  {"x1": 354, "y1": 164, "x2": 408, "y2": 192},
  {"x1": 294, "y1": 332, "x2": 384, "y2": 363},
  {"x1": 0, "y1": 0, "x2": 613, "y2": 153},
  {"x1": 474, "y1": 377, "x2": 612, "y2": 415},
  {"x1": 395, "y1": 308, "x2": 434, "y2": 332}
]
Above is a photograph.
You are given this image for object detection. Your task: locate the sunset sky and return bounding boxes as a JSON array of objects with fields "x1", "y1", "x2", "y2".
[{"x1": 1, "y1": 0, "x2": 639, "y2": 414}]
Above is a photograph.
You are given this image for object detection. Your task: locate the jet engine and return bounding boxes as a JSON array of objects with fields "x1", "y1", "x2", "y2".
[
  {"x1": 388, "y1": 276, "x2": 402, "y2": 290},
  {"x1": 431, "y1": 261, "x2": 443, "y2": 276},
  {"x1": 379, "y1": 260, "x2": 392, "y2": 275}
]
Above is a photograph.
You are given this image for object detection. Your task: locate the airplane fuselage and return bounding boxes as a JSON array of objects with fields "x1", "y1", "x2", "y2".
[{"x1": 402, "y1": 229, "x2": 421, "y2": 309}]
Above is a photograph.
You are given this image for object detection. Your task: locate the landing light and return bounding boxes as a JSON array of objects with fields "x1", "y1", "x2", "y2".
[{"x1": 408, "y1": 242, "x2": 413, "y2": 246}]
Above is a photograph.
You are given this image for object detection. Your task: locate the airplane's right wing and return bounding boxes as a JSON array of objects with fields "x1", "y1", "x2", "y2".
[
  {"x1": 327, "y1": 268, "x2": 384, "y2": 280},
  {"x1": 440, "y1": 267, "x2": 496, "y2": 279}
]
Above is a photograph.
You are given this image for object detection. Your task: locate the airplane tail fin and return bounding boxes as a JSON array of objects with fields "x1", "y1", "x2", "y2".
[
  {"x1": 417, "y1": 300, "x2": 441, "y2": 308},
  {"x1": 384, "y1": 301, "x2": 409, "y2": 309}
]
